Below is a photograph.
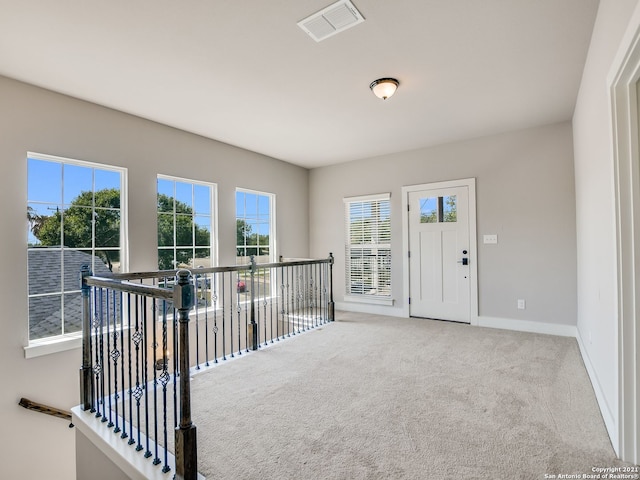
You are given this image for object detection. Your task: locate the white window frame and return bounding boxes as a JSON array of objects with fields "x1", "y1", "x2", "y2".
[
  {"x1": 25, "y1": 152, "x2": 128, "y2": 358},
  {"x1": 235, "y1": 188, "x2": 276, "y2": 264},
  {"x1": 156, "y1": 174, "x2": 218, "y2": 271},
  {"x1": 344, "y1": 193, "x2": 392, "y2": 305}
]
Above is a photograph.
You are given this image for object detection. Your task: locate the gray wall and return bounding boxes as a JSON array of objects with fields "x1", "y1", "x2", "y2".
[
  {"x1": 0, "y1": 75, "x2": 309, "y2": 479},
  {"x1": 310, "y1": 122, "x2": 577, "y2": 326},
  {"x1": 572, "y1": 0, "x2": 640, "y2": 445}
]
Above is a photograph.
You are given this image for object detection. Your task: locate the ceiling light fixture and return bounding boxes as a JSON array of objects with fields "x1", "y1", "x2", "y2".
[{"x1": 369, "y1": 78, "x2": 399, "y2": 100}]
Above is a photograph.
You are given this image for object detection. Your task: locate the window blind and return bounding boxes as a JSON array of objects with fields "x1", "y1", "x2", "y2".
[{"x1": 344, "y1": 193, "x2": 391, "y2": 298}]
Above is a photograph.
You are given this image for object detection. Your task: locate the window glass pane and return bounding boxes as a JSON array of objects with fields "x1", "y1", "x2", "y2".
[
  {"x1": 28, "y1": 203, "x2": 60, "y2": 246},
  {"x1": 96, "y1": 249, "x2": 120, "y2": 273},
  {"x1": 175, "y1": 215, "x2": 194, "y2": 246},
  {"x1": 29, "y1": 295, "x2": 62, "y2": 340},
  {"x1": 28, "y1": 158, "x2": 61, "y2": 203},
  {"x1": 193, "y1": 248, "x2": 211, "y2": 268},
  {"x1": 175, "y1": 248, "x2": 193, "y2": 268},
  {"x1": 157, "y1": 178, "x2": 174, "y2": 212},
  {"x1": 63, "y1": 249, "x2": 93, "y2": 291},
  {"x1": 95, "y1": 184, "x2": 121, "y2": 209},
  {"x1": 64, "y1": 164, "x2": 93, "y2": 206},
  {"x1": 63, "y1": 292, "x2": 83, "y2": 335},
  {"x1": 194, "y1": 215, "x2": 211, "y2": 246},
  {"x1": 63, "y1": 207, "x2": 92, "y2": 248},
  {"x1": 158, "y1": 249, "x2": 174, "y2": 270},
  {"x1": 95, "y1": 169, "x2": 120, "y2": 193},
  {"x1": 28, "y1": 248, "x2": 62, "y2": 295},
  {"x1": 245, "y1": 193, "x2": 257, "y2": 216},
  {"x1": 194, "y1": 184, "x2": 211, "y2": 215},
  {"x1": 443, "y1": 195, "x2": 457, "y2": 222},
  {"x1": 235, "y1": 191, "x2": 245, "y2": 216},
  {"x1": 257, "y1": 194, "x2": 270, "y2": 219},
  {"x1": 420, "y1": 197, "x2": 438, "y2": 223},
  {"x1": 157, "y1": 213, "x2": 174, "y2": 247},
  {"x1": 175, "y1": 182, "x2": 192, "y2": 213},
  {"x1": 95, "y1": 210, "x2": 120, "y2": 247}
]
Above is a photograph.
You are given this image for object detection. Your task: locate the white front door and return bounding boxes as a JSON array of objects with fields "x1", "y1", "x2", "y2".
[{"x1": 408, "y1": 185, "x2": 470, "y2": 322}]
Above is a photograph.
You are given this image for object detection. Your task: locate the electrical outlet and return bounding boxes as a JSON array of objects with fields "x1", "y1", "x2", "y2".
[{"x1": 517, "y1": 299, "x2": 525, "y2": 310}]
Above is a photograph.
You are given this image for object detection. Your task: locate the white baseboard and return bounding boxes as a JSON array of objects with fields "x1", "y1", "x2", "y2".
[
  {"x1": 575, "y1": 331, "x2": 619, "y2": 455},
  {"x1": 477, "y1": 315, "x2": 577, "y2": 337},
  {"x1": 335, "y1": 301, "x2": 405, "y2": 317}
]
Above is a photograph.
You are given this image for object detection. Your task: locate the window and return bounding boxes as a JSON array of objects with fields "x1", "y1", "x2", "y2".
[
  {"x1": 27, "y1": 153, "x2": 126, "y2": 342},
  {"x1": 235, "y1": 189, "x2": 274, "y2": 264},
  {"x1": 344, "y1": 194, "x2": 391, "y2": 300},
  {"x1": 157, "y1": 176, "x2": 216, "y2": 270},
  {"x1": 420, "y1": 195, "x2": 457, "y2": 223}
]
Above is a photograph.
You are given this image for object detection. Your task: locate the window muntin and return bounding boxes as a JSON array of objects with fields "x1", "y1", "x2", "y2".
[
  {"x1": 27, "y1": 153, "x2": 126, "y2": 342},
  {"x1": 157, "y1": 176, "x2": 216, "y2": 271},
  {"x1": 344, "y1": 194, "x2": 391, "y2": 298},
  {"x1": 235, "y1": 189, "x2": 274, "y2": 264}
]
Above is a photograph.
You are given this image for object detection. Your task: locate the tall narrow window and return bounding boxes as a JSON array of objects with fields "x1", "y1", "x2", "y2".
[
  {"x1": 157, "y1": 176, "x2": 216, "y2": 270},
  {"x1": 344, "y1": 193, "x2": 391, "y2": 300},
  {"x1": 235, "y1": 189, "x2": 275, "y2": 264},
  {"x1": 27, "y1": 153, "x2": 126, "y2": 342}
]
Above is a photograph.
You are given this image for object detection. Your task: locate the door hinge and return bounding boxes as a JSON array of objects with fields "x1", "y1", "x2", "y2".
[
  {"x1": 408, "y1": 251, "x2": 411, "y2": 258},
  {"x1": 408, "y1": 297, "x2": 411, "y2": 304},
  {"x1": 407, "y1": 204, "x2": 410, "y2": 212}
]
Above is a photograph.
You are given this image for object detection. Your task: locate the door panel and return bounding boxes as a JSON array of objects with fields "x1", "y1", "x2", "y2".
[{"x1": 409, "y1": 186, "x2": 470, "y2": 323}]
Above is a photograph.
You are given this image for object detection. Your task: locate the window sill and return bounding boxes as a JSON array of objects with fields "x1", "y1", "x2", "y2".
[
  {"x1": 24, "y1": 334, "x2": 82, "y2": 359},
  {"x1": 344, "y1": 295, "x2": 394, "y2": 306}
]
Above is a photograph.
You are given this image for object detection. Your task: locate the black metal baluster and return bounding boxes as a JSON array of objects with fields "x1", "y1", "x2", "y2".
[
  {"x1": 278, "y1": 266, "x2": 283, "y2": 341},
  {"x1": 152, "y1": 298, "x2": 160, "y2": 466},
  {"x1": 270, "y1": 265, "x2": 275, "y2": 343},
  {"x1": 221, "y1": 273, "x2": 226, "y2": 361},
  {"x1": 111, "y1": 290, "x2": 120, "y2": 433},
  {"x1": 133, "y1": 295, "x2": 144, "y2": 452},
  {"x1": 105, "y1": 289, "x2": 113, "y2": 425},
  {"x1": 204, "y1": 272, "x2": 210, "y2": 367},
  {"x1": 119, "y1": 291, "x2": 127, "y2": 439},
  {"x1": 99, "y1": 289, "x2": 107, "y2": 423},
  {"x1": 142, "y1": 296, "x2": 152, "y2": 459},
  {"x1": 213, "y1": 272, "x2": 218, "y2": 363},
  {"x1": 160, "y1": 299, "x2": 171, "y2": 473},
  {"x1": 92, "y1": 287, "x2": 100, "y2": 416},
  {"x1": 244, "y1": 267, "x2": 249, "y2": 353},
  {"x1": 127, "y1": 293, "x2": 135, "y2": 445},
  {"x1": 230, "y1": 272, "x2": 235, "y2": 358},
  {"x1": 263, "y1": 267, "x2": 268, "y2": 347},
  {"x1": 195, "y1": 273, "x2": 200, "y2": 369}
]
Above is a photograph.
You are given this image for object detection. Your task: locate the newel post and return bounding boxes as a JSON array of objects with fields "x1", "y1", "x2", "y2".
[
  {"x1": 328, "y1": 253, "x2": 335, "y2": 322},
  {"x1": 79, "y1": 265, "x2": 93, "y2": 411},
  {"x1": 174, "y1": 269, "x2": 198, "y2": 480},
  {"x1": 248, "y1": 255, "x2": 258, "y2": 350}
]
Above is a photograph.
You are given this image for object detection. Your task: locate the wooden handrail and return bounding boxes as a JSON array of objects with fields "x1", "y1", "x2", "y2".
[{"x1": 19, "y1": 397, "x2": 73, "y2": 427}]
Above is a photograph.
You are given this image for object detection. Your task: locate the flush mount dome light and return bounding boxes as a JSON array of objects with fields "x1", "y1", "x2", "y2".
[{"x1": 369, "y1": 78, "x2": 399, "y2": 100}]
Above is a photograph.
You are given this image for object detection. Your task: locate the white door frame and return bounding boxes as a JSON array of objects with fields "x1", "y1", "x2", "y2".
[
  {"x1": 609, "y1": 7, "x2": 640, "y2": 464},
  {"x1": 401, "y1": 178, "x2": 479, "y2": 325}
]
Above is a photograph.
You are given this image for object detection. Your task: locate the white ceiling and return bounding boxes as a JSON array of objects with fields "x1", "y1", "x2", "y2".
[{"x1": 0, "y1": 0, "x2": 599, "y2": 169}]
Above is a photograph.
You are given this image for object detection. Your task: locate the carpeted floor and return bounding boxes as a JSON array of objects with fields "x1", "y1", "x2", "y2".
[{"x1": 187, "y1": 311, "x2": 630, "y2": 480}]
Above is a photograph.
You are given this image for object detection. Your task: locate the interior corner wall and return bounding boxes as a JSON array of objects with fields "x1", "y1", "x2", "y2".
[
  {"x1": 0, "y1": 75, "x2": 309, "y2": 479},
  {"x1": 309, "y1": 122, "x2": 577, "y2": 330},
  {"x1": 572, "y1": 0, "x2": 640, "y2": 451}
]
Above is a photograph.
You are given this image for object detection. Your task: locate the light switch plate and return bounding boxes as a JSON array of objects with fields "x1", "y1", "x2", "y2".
[{"x1": 483, "y1": 234, "x2": 498, "y2": 244}]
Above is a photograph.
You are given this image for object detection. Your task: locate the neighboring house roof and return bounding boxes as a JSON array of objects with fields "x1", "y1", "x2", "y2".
[{"x1": 28, "y1": 248, "x2": 112, "y2": 340}]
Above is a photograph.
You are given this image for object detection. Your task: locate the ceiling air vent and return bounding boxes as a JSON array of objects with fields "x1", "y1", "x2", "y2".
[{"x1": 297, "y1": 0, "x2": 365, "y2": 42}]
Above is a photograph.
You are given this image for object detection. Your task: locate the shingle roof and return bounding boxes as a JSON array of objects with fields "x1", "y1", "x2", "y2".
[{"x1": 28, "y1": 248, "x2": 112, "y2": 340}]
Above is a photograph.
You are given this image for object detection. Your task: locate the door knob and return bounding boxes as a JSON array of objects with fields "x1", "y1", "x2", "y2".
[{"x1": 457, "y1": 258, "x2": 469, "y2": 265}]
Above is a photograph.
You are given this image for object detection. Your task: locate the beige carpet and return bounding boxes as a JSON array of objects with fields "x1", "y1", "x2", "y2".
[{"x1": 187, "y1": 311, "x2": 630, "y2": 480}]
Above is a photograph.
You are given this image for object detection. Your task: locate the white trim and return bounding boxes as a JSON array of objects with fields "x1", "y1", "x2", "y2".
[
  {"x1": 477, "y1": 316, "x2": 577, "y2": 338},
  {"x1": 343, "y1": 192, "x2": 391, "y2": 203},
  {"x1": 335, "y1": 301, "x2": 404, "y2": 317},
  {"x1": 343, "y1": 294, "x2": 394, "y2": 306},
  {"x1": 607, "y1": 1, "x2": 640, "y2": 463},
  {"x1": 576, "y1": 331, "x2": 618, "y2": 445},
  {"x1": 24, "y1": 335, "x2": 82, "y2": 359},
  {"x1": 72, "y1": 407, "x2": 206, "y2": 480},
  {"x1": 401, "y1": 178, "x2": 478, "y2": 325}
]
